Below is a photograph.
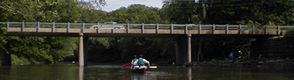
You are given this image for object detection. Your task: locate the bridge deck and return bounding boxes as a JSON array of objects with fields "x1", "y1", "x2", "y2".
[{"x1": 1, "y1": 22, "x2": 292, "y2": 36}]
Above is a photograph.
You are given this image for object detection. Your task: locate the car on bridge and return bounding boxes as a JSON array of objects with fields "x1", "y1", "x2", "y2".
[{"x1": 90, "y1": 22, "x2": 125, "y2": 29}]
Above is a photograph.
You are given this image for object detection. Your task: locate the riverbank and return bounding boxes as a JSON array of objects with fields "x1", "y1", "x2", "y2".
[{"x1": 187, "y1": 58, "x2": 294, "y2": 67}]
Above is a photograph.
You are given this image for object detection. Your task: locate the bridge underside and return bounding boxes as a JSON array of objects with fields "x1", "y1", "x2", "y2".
[
  {"x1": 3, "y1": 32, "x2": 279, "y2": 66},
  {"x1": 1, "y1": 22, "x2": 290, "y2": 66}
]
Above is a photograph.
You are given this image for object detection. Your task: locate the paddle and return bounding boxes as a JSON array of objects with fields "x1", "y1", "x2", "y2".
[{"x1": 122, "y1": 63, "x2": 131, "y2": 67}]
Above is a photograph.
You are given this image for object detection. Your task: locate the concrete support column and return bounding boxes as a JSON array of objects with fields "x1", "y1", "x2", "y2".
[
  {"x1": 79, "y1": 33, "x2": 84, "y2": 66},
  {"x1": 187, "y1": 34, "x2": 192, "y2": 64}
]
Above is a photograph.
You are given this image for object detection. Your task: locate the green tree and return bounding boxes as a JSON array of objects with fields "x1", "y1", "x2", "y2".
[
  {"x1": 47, "y1": 37, "x2": 78, "y2": 63},
  {"x1": 79, "y1": 1, "x2": 107, "y2": 23},
  {"x1": 161, "y1": 1, "x2": 200, "y2": 24},
  {"x1": 202, "y1": 0, "x2": 294, "y2": 25},
  {"x1": 0, "y1": 0, "x2": 82, "y2": 64},
  {"x1": 0, "y1": 26, "x2": 7, "y2": 52},
  {"x1": 56, "y1": 0, "x2": 82, "y2": 22},
  {"x1": 7, "y1": 37, "x2": 52, "y2": 64},
  {"x1": 106, "y1": 4, "x2": 165, "y2": 23}
]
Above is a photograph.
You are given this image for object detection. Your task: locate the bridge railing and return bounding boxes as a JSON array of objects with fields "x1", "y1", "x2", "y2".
[{"x1": 1, "y1": 22, "x2": 293, "y2": 35}]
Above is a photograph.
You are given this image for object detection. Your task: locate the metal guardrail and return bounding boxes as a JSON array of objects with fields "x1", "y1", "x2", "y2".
[{"x1": 0, "y1": 22, "x2": 293, "y2": 35}]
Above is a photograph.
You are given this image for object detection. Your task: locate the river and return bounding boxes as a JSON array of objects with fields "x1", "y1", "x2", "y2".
[{"x1": 1, "y1": 64, "x2": 293, "y2": 80}]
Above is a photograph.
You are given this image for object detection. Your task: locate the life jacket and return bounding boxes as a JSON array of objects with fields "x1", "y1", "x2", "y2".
[
  {"x1": 137, "y1": 58, "x2": 145, "y2": 66},
  {"x1": 132, "y1": 59, "x2": 137, "y2": 63}
]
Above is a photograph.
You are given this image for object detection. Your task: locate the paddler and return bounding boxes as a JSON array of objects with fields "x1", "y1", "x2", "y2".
[
  {"x1": 130, "y1": 55, "x2": 138, "y2": 70},
  {"x1": 133, "y1": 54, "x2": 150, "y2": 69}
]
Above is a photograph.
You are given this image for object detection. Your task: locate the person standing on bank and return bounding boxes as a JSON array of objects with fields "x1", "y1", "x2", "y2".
[
  {"x1": 238, "y1": 50, "x2": 243, "y2": 61},
  {"x1": 229, "y1": 52, "x2": 234, "y2": 62},
  {"x1": 133, "y1": 54, "x2": 150, "y2": 69}
]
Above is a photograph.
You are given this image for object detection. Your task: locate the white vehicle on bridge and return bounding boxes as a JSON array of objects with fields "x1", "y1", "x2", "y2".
[{"x1": 90, "y1": 22, "x2": 125, "y2": 29}]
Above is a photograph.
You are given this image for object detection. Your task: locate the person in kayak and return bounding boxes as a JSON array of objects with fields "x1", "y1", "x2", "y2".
[
  {"x1": 130, "y1": 55, "x2": 138, "y2": 70},
  {"x1": 133, "y1": 54, "x2": 150, "y2": 69}
]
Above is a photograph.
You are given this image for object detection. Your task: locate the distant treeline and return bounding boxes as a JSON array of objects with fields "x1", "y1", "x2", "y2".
[{"x1": 0, "y1": 0, "x2": 294, "y2": 65}]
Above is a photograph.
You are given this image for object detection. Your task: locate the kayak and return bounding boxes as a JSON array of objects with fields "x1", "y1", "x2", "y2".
[{"x1": 130, "y1": 66, "x2": 157, "y2": 74}]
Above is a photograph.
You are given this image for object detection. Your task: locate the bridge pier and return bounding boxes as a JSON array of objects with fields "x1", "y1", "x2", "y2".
[
  {"x1": 175, "y1": 34, "x2": 192, "y2": 65},
  {"x1": 79, "y1": 33, "x2": 84, "y2": 66},
  {"x1": 187, "y1": 34, "x2": 192, "y2": 64},
  {"x1": 78, "y1": 33, "x2": 89, "y2": 66}
]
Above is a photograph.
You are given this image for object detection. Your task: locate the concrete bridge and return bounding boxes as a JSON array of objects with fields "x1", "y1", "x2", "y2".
[{"x1": 1, "y1": 22, "x2": 292, "y2": 66}]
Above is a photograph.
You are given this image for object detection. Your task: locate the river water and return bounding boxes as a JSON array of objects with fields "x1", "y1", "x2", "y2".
[{"x1": 1, "y1": 64, "x2": 293, "y2": 80}]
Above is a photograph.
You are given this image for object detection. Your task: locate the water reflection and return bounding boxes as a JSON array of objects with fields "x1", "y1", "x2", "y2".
[
  {"x1": 238, "y1": 66, "x2": 242, "y2": 80},
  {"x1": 187, "y1": 67, "x2": 192, "y2": 80},
  {"x1": 1, "y1": 64, "x2": 294, "y2": 80},
  {"x1": 122, "y1": 70, "x2": 157, "y2": 80},
  {"x1": 1, "y1": 64, "x2": 78, "y2": 80},
  {"x1": 0, "y1": 66, "x2": 11, "y2": 80},
  {"x1": 79, "y1": 66, "x2": 84, "y2": 80},
  {"x1": 130, "y1": 73, "x2": 147, "y2": 80}
]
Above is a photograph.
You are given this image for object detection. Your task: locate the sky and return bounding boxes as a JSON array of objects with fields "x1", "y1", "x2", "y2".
[{"x1": 101, "y1": 0, "x2": 164, "y2": 12}]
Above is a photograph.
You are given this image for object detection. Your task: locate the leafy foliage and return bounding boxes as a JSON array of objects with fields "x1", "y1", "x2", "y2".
[
  {"x1": 105, "y1": 4, "x2": 165, "y2": 23},
  {"x1": 202, "y1": 0, "x2": 294, "y2": 25},
  {"x1": 161, "y1": 2, "x2": 200, "y2": 24},
  {"x1": 1, "y1": 0, "x2": 294, "y2": 64},
  {"x1": 0, "y1": 27, "x2": 7, "y2": 52},
  {"x1": 0, "y1": 0, "x2": 81, "y2": 64}
]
